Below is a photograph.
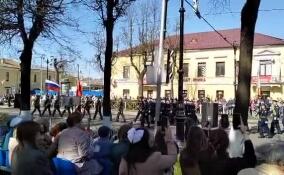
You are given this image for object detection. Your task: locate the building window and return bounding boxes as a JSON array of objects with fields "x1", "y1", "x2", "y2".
[
  {"x1": 33, "y1": 74, "x2": 37, "y2": 82},
  {"x1": 165, "y1": 90, "x2": 171, "y2": 98},
  {"x1": 216, "y1": 62, "x2": 225, "y2": 77},
  {"x1": 147, "y1": 90, "x2": 153, "y2": 98},
  {"x1": 123, "y1": 89, "x2": 130, "y2": 98},
  {"x1": 198, "y1": 90, "x2": 205, "y2": 99},
  {"x1": 259, "y1": 60, "x2": 272, "y2": 76},
  {"x1": 216, "y1": 90, "x2": 224, "y2": 100},
  {"x1": 183, "y1": 63, "x2": 189, "y2": 78},
  {"x1": 197, "y1": 62, "x2": 206, "y2": 77},
  {"x1": 6, "y1": 72, "x2": 9, "y2": 82},
  {"x1": 48, "y1": 75, "x2": 51, "y2": 80},
  {"x1": 123, "y1": 66, "x2": 130, "y2": 79}
]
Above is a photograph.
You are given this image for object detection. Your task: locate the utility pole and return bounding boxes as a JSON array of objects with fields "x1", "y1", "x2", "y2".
[
  {"x1": 41, "y1": 55, "x2": 44, "y2": 91},
  {"x1": 77, "y1": 64, "x2": 80, "y2": 81},
  {"x1": 46, "y1": 58, "x2": 49, "y2": 80},
  {"x1": 176, "y1": 0, "x2": 186, "y2": 141}
]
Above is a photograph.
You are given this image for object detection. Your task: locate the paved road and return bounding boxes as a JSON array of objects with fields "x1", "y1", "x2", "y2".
[{"x1": 1, "y1": 105, "x2": 283, "y2": 150}]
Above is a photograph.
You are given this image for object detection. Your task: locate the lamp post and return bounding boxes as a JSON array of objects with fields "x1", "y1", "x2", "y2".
[
  {"x1": 46, "y1": 58, "x2": 50, "y2": 81},
  {"x1": 176, "y1": 0, "x2": 186, "y2": 141},
  {"x1": 233, "y1": 42, "x2": 237, "y2": 99}
]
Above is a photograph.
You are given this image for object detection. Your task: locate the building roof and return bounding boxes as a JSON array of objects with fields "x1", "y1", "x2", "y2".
[
  {"x1": 181, "y1": 29, "x2": 284, "y2": 50},
  {"x1": 118, "y1": 29, "x2": 284, "y2": 56}
]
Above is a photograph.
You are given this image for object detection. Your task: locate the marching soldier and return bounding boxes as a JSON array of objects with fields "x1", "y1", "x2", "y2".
[
  {"x1": 141, "y1": 98, "x2": 150, "y2": 128},
  {"x1": 52, "y1": 96, "x2": 62, "y2": 117},
  {"x1": 116, "y1": 98, "x2": 126, "y2": 122},
  {"x1": 42, "y1": 95, "x2": 52, "y2": 116},
  {"x1": 270, "y1": 100, "x2": 281, "y2": 135},
  {"x1": 62, "y1": 97, "x2": 73, "y2": 116},
  {"x1": 32, "y1": 95, "x2": 42, "y2": 117},
  {"x1": 83, "y1": 96, "x2": 93, "y2": 119},
  {"x1": 258, "y1": 104, "x2": 270, "y2": 138},
  {"x1": 149, "y1": 98, "x2": 156, "y2": 124},
  {"x1": 134, "y1": 97, "x2": 143, "y2": 122},
  {"x1": 93, "y1": 97, "x2": 103, "y2": 120}
]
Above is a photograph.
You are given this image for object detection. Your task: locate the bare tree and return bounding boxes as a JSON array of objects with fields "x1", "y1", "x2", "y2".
[
  {"x1": 235, "y1": 0, "x2": 261, "y2": 125},
  {"x1": 0, "y1": 0, "x2": 80, "y2": 111},
  {"x1": 92, "y1": 31, "x2": 119, "y2": 72},
  {"x1": 122, "y1": 0, "x2": 160, "y2": 97},
  {"x1": 87, "y1": 0, "x2": 136, "y2": 119}
]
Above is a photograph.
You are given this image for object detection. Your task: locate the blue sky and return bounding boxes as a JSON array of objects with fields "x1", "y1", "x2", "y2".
[{"x1": 1, "y1": 0, "x2": 284, "y2": 79}]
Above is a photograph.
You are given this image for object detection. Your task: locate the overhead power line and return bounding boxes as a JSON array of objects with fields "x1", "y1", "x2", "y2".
[{"x1": 184, "y1": 0, "x2": 234, "y2": 47}]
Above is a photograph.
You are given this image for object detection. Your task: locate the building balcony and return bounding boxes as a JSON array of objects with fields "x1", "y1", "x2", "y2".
[{"x1": 251, "y1": 75, "x2": 282, "y2": 85}]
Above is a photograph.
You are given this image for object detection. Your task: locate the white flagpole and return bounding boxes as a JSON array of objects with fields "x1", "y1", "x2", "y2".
[{"x1": 155, "y1": 0, "x2": 168, "y2": 130}]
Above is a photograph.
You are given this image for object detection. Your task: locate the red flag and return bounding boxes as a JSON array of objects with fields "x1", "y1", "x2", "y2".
[{"x1": 76, "y1": 80, "x2": 82, "y2": 96}]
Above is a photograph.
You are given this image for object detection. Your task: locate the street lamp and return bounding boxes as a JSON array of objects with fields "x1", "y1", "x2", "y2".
[{"x1": 176, "y1": 0, "x2": 186, "y2": 141}]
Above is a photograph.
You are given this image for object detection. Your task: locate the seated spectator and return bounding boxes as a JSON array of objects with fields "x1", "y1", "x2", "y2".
[
  {"x1": 93, "y1": 126, "x2": 113, "y2": 175},
  {"x1": 48, "y1": 111, "x2": 102, "y2": 175},
  {"x1": 209, "y1": 128, "x2": 257, "y2": 175},
  {"x1": 180, "y1": 126, "x2": 214, "y2": 175},
  {"x1": 111, "y1": 124, "x2": 131, "y2": 175},
  {"x1": 11, "y1": 121, "x2": 53, "y2": 175},
  {"x1": 119, "y1": 127, "x2": 177, "y2": 175}
]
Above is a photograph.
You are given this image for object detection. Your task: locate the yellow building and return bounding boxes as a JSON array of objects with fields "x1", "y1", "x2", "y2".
[
  {"x1": 111, "y1": 29, "x2": 284, "y2": 100},
  {"x1": 0, "y1": 58, "x2": 76, "y2": 95}
]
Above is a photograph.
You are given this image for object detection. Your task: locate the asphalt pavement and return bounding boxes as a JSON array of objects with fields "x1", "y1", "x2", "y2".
[{"x1": 1, "y1": 105, "x2": 284, "y2": 151}]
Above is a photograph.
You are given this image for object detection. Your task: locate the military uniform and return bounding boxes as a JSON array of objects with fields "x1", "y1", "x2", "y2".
[
  {"x1": 116, "y1": 99, "x2": 126, "y2": 122},
  {"x1": 52, "y1": 97, "x2": 62, "y2": 117},
  {"x1": 93, "y1": 98, "x2": 103, "y2": 120},
  {"x1": 32, "y1": 96, "x2": 41, "y2": 116},
  {"x1": 42, "y1": 96, "x2": 52, "y2": 116}
]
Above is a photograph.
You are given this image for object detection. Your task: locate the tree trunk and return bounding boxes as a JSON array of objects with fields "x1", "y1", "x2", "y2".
[
  {"x1": 103, "y1": 5, "x2": 114, "y2": 120},
  {"x1": 20, "y1": 42, "x2": 34, "y2": 111},
  {"x1": 138, "y1": 74, "x2": 144, "y2": 97},
  {"x1": 55, "y1": 68, "x2": 60, "y2": 84},
  {"x1": 235, "y1": 0, "x2": 261, "y2": 125}
]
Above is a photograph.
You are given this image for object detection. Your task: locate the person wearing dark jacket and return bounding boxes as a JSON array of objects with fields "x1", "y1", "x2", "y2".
[
  {"x1": 52, "y1": 96, "x2": 62, "y2": 117},
  {"x1": 42, "y1": 95, "x2": 52, "y2": 116},
  {"x1": 111, "y1": 124, "x2": 131, "y2": 175},
  {"x1": 207, "y1": 129, "x2": 256, "y2": 175},
  {"x1": 180, "y1": 126, "x2": 256, "y2": 175}
]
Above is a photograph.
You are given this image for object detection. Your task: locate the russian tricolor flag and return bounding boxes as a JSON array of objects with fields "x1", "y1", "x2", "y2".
[{"x1": 45, "y1": 80, "x2": 60, "y2": 92}]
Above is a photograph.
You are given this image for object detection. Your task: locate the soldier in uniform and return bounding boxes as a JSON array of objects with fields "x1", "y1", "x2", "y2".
[
  {"x1": 62, "y1": 97, "x2": 72, "y2": 116},
  {"x1": 149, "y1": 98, "x2": 156, "y2": 124},
  {"x1": 116, "y1": 98, "x2": 126, "y2": 122},
  {"x1": 279, "y1": 101, "x2": 284, "y2": 130},
  {"x1": 32, "y1": 95, "x2": 41, "y2": 117},
  {"x1": 52, "y1": 96, "x2": 62, "y2": 117},
  {"x1": 134, "y1": 97, "x2": 143, "y2": 122},
  {"x1": 141, "y1": 98, "x2": 150, "y2": 128},
  {"x1": 42, "y1": 95, "x2": 52, "y2": 116},
  {"x1": 258, "y1": 104, "x2": 270, "y2": 138},
  {"x1": 93, "y1": 97, "x2": 103, "y2": 120},
  {"x1": 270, "y1": 100, "x2": 281, "y2": 135},
  {"x1": 83, "y1": 96, "x2": 93, "y2": 119}
]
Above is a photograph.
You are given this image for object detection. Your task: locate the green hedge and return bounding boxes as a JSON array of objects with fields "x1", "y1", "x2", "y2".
[{"x1": 111, "y1": 100, "x2": 139, "y2": 110}]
